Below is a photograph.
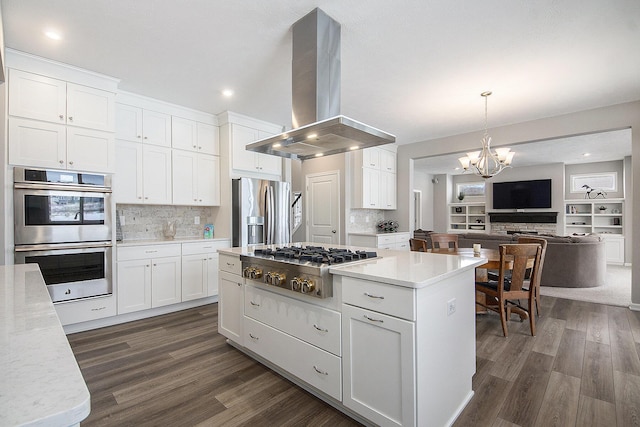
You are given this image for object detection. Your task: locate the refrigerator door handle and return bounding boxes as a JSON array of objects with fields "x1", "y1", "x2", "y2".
[{"x1": 265, "y1": 185, "x2": 275, "y2": 244}]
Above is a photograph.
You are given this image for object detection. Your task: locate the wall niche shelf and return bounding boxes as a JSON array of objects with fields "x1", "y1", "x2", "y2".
[
  {"x1": 448, "y1": 203, "x2": 487, "y2": 232},
  {"x1": 564, "y1": 199, "x2": 624, "y2": 235}
]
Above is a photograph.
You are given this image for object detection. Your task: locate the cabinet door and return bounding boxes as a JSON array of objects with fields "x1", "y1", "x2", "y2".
[
  {"x1": 381, "y1": 171, "x2": 397, "y2": 210},
  {"x1": 66, "y1": 83, "x2": 115, "y2": 131},
  {"x1": 379, "y1": 149, "x2": 397, "y2": 173},
  {"x1": 218, "y1": 272, "x2": 244, "y2": 344},
  {"x1": 172, "y1": 150, "x2": 198, "y2": 205},
  {"x1": 8, "y1": 117, "x2": 66, "y2": 169},
  {"x1": 117, "y1": 259, "x2": 152, "y2": 314},
  {"x1": 197, "y1": 122, "x2": 219, "y2": 155},
  {"x1": 142, "y1": 110, "x2": 172, "y2": 147},
  {"x1": 151, "y1": 256, "x2": 182, "y2": 307},
  {"x1": 362, "y1": 147, "x2": 380, "y2": 169},
  {"x1": 197, "y1": 154, "x2": 220, "y2": 206},
  {"x1": 142, "y1": 145, "x2": 172, "y2": 204},
  {"x1": 171, "y1": 116, "x2": 197, "y2": 151},
  {"x1": 207, "y1": 254, "x2": 219, "y2": 296},
  {"x1": 604, "y1": 237, "x2": 625, "y2": 264},
  {"x1": 114, "y1": 141, "x2": 143, "y2": 203},
  {"x1": 182, "y1": 254, "x2": 207, "y2": 301},
  {"x1": 362, "y1": 167, "x2": 380, "y2": 208},
  {"x1": 8, "y1": 69, "x2": 66, "y2": 124},
  {"x1": 66, "y1": 127, "x2": 115, "y2": 173},
  {"x1": 256, "y1": 130, "x2": 282, "y2": 176},
  {"x1": 115, "y1": 104, "x2": 143, "y2": 142},
  {"x1": 342, "y1": 304, "x2": 416, "y2": 427},
  {"x1": 231, "y1": 124, "x2": 259, "y2": 172}
]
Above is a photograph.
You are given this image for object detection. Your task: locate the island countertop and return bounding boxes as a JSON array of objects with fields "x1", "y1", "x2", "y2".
[
  {"x1": 0, "y1": 264, "x2": 90, "y2": 427},
  {"x1": 218, "y1": 242, "x2": 486, "y2": 289}
]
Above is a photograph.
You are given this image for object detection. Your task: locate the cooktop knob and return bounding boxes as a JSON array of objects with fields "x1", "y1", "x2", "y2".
[
  {"x1": 292, "y1": 276, "x2": 302, "y2": 291},
  {"x1": 301, "y1": 279, "x2": 315, "y2": 294}
]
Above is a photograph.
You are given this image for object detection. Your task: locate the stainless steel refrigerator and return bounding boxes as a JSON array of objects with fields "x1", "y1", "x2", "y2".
[{"x1": 232, "y1": 178, "x2": 291, "y2": 247}]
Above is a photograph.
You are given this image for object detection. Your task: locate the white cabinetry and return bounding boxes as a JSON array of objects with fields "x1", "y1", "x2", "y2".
[
  {"x1": 230, "y1": 124, "x2": 282, "y2": 176},
  {"x1": 172, "y1": 117, "x2": 219, "y2": 155},
  {"x1": 9, "y1": 68, "x2": 115, "y2": 131},
  {"x1": 348, "y1": 232, "x2": 410, "y2": 250},
  {"x1": 115, "y1": 104, "x2": 172, "y2": 147},
  {"x1": 115, "y1": 141, "x2": 172, "y2": 204},
  {"x1": 172, "y1": 150, "x2": 220, "y2": 206},
  {"x1": 218, "y1": 253, "x2": 244, "y2": 344},
  {"x1": 55, "y1": 295, "x2": 117, "y2": 326},
  {"x1": 181, "y1": 241, "x2": 224, "y2": 301},
  {"x1": 117, "y1": 244, "x2": 181, "y2": 314},
  {"x1": 448, "y1": 203, "x2": 487, "y2": 232},
  {"x1": 351, "y1": 146, "x2": 397, "y2": 210}
]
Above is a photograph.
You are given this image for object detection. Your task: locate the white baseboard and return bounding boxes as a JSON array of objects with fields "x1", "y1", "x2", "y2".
[{"x1": 630, "y1": 303, "x2": 640, "y2": 312}]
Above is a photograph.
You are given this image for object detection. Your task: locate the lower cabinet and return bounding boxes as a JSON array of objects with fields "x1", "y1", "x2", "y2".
[
  {"x1": 117, "y1": 244, "x2": 182, "y2": 314},
  {"x1": 182, "y1": 242, "x2": 220, "y2": 301},
  {"x1": 342, "y1": 304, "x2": 415, "y2": 427},
  {"x1": 603, "y1": 235, "x2": 625, "y2": 264},
  {"x1": 55, "y1": 294, "x2": 117, "y2": 326},
  {"x1": 218, "y1": 270, "x2": 244, "y2": 344},
  {"x1": 348, "y1": 232, "x2": 410, "y2": 250}
]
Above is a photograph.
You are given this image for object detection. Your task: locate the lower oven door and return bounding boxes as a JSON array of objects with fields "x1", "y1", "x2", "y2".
[{"x1": 15, "y1": 242, "x2": 112, "y2": 303}]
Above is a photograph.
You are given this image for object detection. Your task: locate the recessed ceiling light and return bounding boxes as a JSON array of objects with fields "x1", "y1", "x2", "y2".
[
  {"x1": 272, "y1": 143, "x2": 282, "y2": 148},
  {"x1": 44, "y1": 30, "x2": 62, "y2": 40},
  {"x1": 222, "y1": 89, "x2": 234, "y2": 97},
  {"x1": 583, "y1": 153, "x2": 591, "y2": 157},
  {"x1": 307, "y1": 134, "x2": 318, "y2": 139},
  {"x1": 315, "y1": 153, "x2": 324, "y2": 157},
  {"x1": 349, "y1": 146, "x2": 359, "y2": 150}
]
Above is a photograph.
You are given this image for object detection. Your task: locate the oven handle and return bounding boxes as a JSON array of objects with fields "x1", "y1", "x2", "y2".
[
  {"x1": 15, "y1": 241, "x2": 113, "y2": 252},
  {"x1": 14, "y1": 182, "x2": 112, "y2": 193}
]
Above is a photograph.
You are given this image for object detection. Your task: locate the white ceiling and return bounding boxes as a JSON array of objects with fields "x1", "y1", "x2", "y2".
[
  {"x1": 414, "y1": 128, "x2": 633, "y2": 175},
  {"x1": 2, "y1": 1, "x2": 639, "y2": 146}
]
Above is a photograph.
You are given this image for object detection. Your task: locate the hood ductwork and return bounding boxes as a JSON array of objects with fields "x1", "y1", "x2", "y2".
[{"x1": 246, "y1": 8, "x2": 395, "y2": 161}]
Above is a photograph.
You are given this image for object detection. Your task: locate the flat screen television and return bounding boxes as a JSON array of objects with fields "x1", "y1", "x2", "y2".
[{"x1": 492, "y1": 179, "x2": 552, "y2": 209}]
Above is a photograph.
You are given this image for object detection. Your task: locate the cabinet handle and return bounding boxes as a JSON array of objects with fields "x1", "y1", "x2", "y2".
[
  {"x1": 313, "y1": 324, "x2": 328, "y2": 333},
  {"x1": 144, "y1": 136, "x2": 148, "y2": 139},
  {"x1": 68, "y1": 161, "x2": 74, "y2": 165},
  {"x1": 59, "y1": 160, "x2": 64, "y2": 164},
  {"x1": 91, "y1": 306, "x2": 106, "y2": 311},
  {"x1": 237, "y1": 282, "x2": 242, "y2": 287},
  {"x1": 145, "y1": 197, "x2": 149, "y2": 199},
  {"x1": 153, "y1": 263, "x2": 157, "y2": 266},
  {"x1": 226, "y1": 262, "x2": 235, "y2": 267},
  {"x1": 193, "y1": 145, "x2": 197, "y2": 148},
  {"x1": 68, "y1": 116, "x2": 73, "y2": 121},
  {"x1": 138, "y1": 196, "x2": 142, "y2": 199},
  {"x1": 249, "y1": 333, "x2": 259, "y2": 341},
  {"x1": 250, "y1": 301, "x2": 260, "y2": 307},
  {"x1": 145, "y1": 250, "x2": 158, "y2": 253},
  {"x1": 364, "y1": 314, "x2": 384, "y2": 323},
  {"x1": 137, "y1": 135, "x2": 142, "y2": 139},
  {"x1": 59, "y1": 114, "x2": 64, "y2": 120},
  {"x1": 364, "y1": 292, "x2": 385, "y2": 300},
  {"x1": 198, "y1": 146, "x2": 202, "y2": 149},
  {"x1": 313, "y1": 366, "x2": 329, "y2": 376},
  {"x1": 146, "y1": 264, "x2": 150, "y2": 267}
]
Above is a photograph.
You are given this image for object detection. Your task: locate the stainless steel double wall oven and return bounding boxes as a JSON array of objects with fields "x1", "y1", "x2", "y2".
[{"x1": 14, "y1": 167, "x2": 113, "y2": 303}]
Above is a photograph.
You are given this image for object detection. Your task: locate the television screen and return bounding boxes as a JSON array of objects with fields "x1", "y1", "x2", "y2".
[{"x1": 492, "y1": 179, "x2": 552, "y2": 209}]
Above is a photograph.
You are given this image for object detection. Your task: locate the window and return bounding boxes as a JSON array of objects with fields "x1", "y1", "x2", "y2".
[
  {"x1": 570, "y1": 172, "x2": 617, "y2": 194},
  {"x1": 456, "y1": 182, "x2": 485, "y2": 201}
]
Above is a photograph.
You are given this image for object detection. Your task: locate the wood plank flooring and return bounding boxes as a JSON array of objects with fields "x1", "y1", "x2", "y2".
[{"x1": 68, "y1": 296, "x2": 640, "y2": 426}]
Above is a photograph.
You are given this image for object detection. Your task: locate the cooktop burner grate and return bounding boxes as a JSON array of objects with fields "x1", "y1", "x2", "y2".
[{"x1": 253, "y1": 245, "x2": 377, "y2": 265}]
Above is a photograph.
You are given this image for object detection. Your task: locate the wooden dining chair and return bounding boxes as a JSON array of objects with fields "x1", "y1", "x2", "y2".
[
  {"x1": 429, "y1": 233, "x2": 459, "y2": 250},
  {"x1": 517, "y1": 236, "x2": 548, "y2": 316},
  {"x1": 409, "y1": 238, "x2": 429, "y2": 252},
  {"x1": 475, "y1": 243, "x2": 543, "y2": 337}
]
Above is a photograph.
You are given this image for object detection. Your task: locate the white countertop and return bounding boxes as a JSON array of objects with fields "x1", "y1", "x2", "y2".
[
  {"x1": 0, "y1": 264, "x2": 90, "y2": 427},
  {"x1": 117, "y1": 237, "x2": 231, "y2": 247},
  {"x1": 219, "y1": 243, "x2": 486, "y2": 289},
  {"x1": 348, "y1": 231, "x2": 409, "y2": 236}
]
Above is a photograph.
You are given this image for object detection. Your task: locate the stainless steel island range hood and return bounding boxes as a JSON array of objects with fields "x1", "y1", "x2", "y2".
[{"x1": 246, "y1": 8, "x2": 396, "y2": 161}]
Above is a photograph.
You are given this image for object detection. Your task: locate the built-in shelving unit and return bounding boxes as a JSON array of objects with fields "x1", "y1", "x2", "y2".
[
  {"x1": 564, "y1": 199, "x2": 624, "y2": 235},
  {"x1": 448, "y1": 203, "x2": 487, "y2": 232}
]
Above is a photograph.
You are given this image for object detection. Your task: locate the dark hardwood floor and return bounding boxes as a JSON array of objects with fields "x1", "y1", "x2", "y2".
[{"x1": 68, "y1": 296, "x2": 640, "y2": 426}]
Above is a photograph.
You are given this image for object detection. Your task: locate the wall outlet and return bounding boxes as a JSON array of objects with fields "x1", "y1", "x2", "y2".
[
  {"x1": 119, "y1": 214, "x2": 125, "y2": 226},
  {"x1": 350, "y1": 215, "x2": 355, "y2": 224},
  {"x1": 194, "y1": 216, "x2": 200, "y2": 225},
  {"x1": 365, "y1": 216, "x2": 370, "y2": 223},
  {"x1": 447, "y1": 298, "x2": 456, "y2": 316}
]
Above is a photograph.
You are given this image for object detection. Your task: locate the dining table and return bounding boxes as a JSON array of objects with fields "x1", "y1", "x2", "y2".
[{"x1": 428, "y1": 247, "x2": 531, "y2": 318}]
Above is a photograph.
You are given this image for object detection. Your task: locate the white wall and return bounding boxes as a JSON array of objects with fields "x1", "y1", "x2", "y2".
[{"x1": 396, "y1": 100, "x2": 640, "y2": 308}]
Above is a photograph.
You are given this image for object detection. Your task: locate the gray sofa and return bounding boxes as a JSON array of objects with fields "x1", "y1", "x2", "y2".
[{"x1": 455, "y1": 233, "x2": 606, "y2": 288}]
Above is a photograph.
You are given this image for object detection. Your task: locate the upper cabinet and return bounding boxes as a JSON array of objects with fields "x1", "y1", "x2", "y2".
[
  {"x1": 171, "y1": 117, "x2": 219, "y2": 155},
  {"x1": 9, "y1": 69, "x2": 115, "y2": 132},
  {"x1": 115, "y1": 104, "x2": 172, "y2": 147},
  {"x1": 230, "y1": 124, "x2": 282, "y2": 177},
  {"x1": 351, "y1": 146, "x2": 397, "y2": 210},
  {"x1": 8, "y1": 68, "x2": 116, "y2": 173}
]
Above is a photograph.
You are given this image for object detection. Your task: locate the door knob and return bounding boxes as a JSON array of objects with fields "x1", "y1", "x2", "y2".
[{"x1": 332, "y1": 230, "x2": 336, "y2": 233}]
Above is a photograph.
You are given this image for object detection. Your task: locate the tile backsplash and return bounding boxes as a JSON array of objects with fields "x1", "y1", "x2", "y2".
[
  {"x1": 117, "y1": 204, "x2": 215, "y2": 240},
  {"x1": 348, "y1": 209, "x2": 386, "y2": 233}
]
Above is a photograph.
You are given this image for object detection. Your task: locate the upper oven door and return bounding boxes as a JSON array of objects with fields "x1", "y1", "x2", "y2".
[{"x1": 14, "y1": 187, "x2": 112, "y2": 245}]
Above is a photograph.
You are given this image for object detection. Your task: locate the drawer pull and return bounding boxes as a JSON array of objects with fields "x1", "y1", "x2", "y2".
[
  {"x1": 364, "y1": 315, "x2": 384, "y2": 323},
  {"x1": 313, "y1": 365, "x2": 329, "y2": 376},
  {"x1": 313, "y1": 324, "x2": 328, "y2": 333},
  {"x1": 250, "y1": 301, "x2": 260, "y2": 307},
  {"x1": 226, "y1": 262, "x2": 235, "y2": 266},
  {"x1": 202, "y1": 246, "x2": 213, "y2": 249},
  {"x1": 91, "y1": 306, "x2": 106, "y2": 311},
  {"x1": 364, "y1": 292, "x2": 385, "y2": 300},
  {"x1": 145, "y1": 250, "x2": 158, "y2": 253},
  {"x1": 249, "y1": 333, "x2": 259, "y2": 341}
]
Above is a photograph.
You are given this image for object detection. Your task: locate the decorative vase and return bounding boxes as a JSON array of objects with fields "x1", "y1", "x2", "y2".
[
  {"x1": 163, "y1": 220, "x2": 177, "y2": 239},
  {"x1": 458, "y1": 192, "x2": 465, "y2": 201}
]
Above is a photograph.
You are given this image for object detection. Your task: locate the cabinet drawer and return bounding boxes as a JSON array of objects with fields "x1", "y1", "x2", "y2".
[
  {"x1": 54, "y1": 294, "x2": 116, "y2": 325},
  {"x1": 245, "y1": 285, "x2": 341, "y2": 356},
  {"x1": 244, "y1": 316, "x2": 341, "y2": 400},
  {"x1": 219, "y1": 253, "x2": 242, "y2": 276},
  {"x1": 117, "y1": 243, "x2": 181, "y2": 261},
  {"x1": 377, "y1": 235, "x2": 395, "y2": 245},
  {"x1": 394, "y1": 233, "x2": 410, "y2": 243},
  {"x1": 182, "y1": 240, "x2": 230, "y2": 255},
  {"x1": 342, "y1": 277, "x2": 415, "y2": 321}
]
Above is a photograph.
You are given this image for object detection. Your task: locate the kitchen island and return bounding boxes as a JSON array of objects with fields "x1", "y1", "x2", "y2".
[
  {"x1": 0, "y1": 264, "x2": 90, "y2": 427},
  {"x1": 217, "y1": 243, "x2": 485, "y2": 427}
]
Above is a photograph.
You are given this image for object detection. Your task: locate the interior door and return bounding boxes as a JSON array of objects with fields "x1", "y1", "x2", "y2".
[{"x1": 306, "y1": 171, "x2": 339, "y2": 244}]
